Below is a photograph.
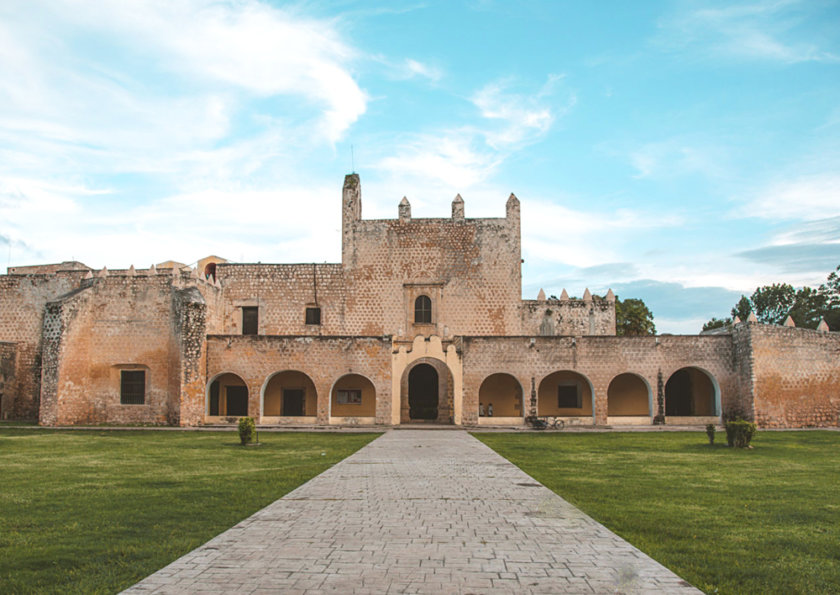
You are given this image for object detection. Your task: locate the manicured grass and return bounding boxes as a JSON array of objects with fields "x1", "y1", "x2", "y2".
[
  {"x1": 0, "y1": 429, "x2": 379, "y2": 594},
  {"x1": 475, "y1": 431, "x2": 840, "y2": 595}
]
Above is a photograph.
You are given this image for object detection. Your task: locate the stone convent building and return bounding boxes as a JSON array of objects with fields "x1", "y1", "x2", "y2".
[{"x1": 1, "y1": 175, "x2": 838, "y2": 428}]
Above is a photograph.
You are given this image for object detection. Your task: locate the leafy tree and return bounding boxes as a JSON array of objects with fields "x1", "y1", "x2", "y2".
[
  {"x1": 750, "y1": 283, "x2": 796, "y2": 325},
  {"x1": 704, "y1": 264, "x2": 840, "y2": 332},
  {"x1": 615, "y1": 297, "x2": 656, "y2": 336},
  {"x1": 818, "y1": 265, "x2": 840, "y2": 330},
  {"x1": 730, "y1": 295, "x2": 752, "y2": 322},
  {"x1": 788, "y1": 286, "x2": 826, "y2": 329},
  {"x1": 702, "y1": 317, "x2": 731, "y2": 332}
]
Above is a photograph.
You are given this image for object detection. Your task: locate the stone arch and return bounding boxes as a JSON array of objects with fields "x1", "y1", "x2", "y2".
[
  {"x1": 537, "y1": 370, "x2": 594, "y2": 423},
  {"x1": 261, "y1": 370, "x2": 317, "y2": 418},
  {"x1": 329, "y1": 373, "x2": 376, "y2": 420},
  {"x1": 665, "y1": 366, "x2": 719, "y2": 417},
  {"x1": 206, "y1": 372, "x2": 249, "y2": 418},
  {"x1": 478, "y1": 373, "x2": 524, "y2": 419},
  {"x1": 400, "y1": 357, "x2": 454, "y2": 424},
  {"x1": 607, "y1": 373, "x2": 651, "y2": 423}
]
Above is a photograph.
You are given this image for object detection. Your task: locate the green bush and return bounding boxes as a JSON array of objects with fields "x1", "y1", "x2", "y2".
[
  {"x1": 725, "y1": 419, "x2": 756, "y2": 448},
  {"x1": 237, "y1": 417, "x2": 255, "y2": 445},
  {"x1": 705, "y1": 424, "x2": 716, "y2": 445}
]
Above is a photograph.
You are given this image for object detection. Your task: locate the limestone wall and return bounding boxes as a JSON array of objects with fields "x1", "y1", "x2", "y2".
[
  {"x1": 39, "y1": 273, "x2": 186, "y2": 425},
  {"x1": 736, "y1": 323, "x2": 840, "y2": 427},
  {"x1": 0, "y1": 272, "x2": 83, "y2": 418},
  {"x1": 206, "y1": 335, "x2": 392, "y2": 424},
  {"x1": 341, "y1": 176, "x2": 522, "y2": 338},
  {"x1": 215, "y1": 263, "x2": 346, "y2": 335},
  {"x1": 520, "y1": 297, "x2": 616, "y2": 336},
  {"x1": 461, "y1": 335, "x2": 737, "y2": 425}
]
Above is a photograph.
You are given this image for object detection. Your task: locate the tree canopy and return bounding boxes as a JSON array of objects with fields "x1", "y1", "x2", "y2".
[
  {"x1": 615, "y1": 296, "x2": 656, "y2": 336},
  {"x1": 702, "y1": 264, "x2": 839, "y2": 332}
]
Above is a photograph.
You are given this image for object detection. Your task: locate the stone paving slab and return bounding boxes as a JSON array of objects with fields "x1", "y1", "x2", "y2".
[{"x1": 125, "y1": 430, "x2": 701, "y2": 594}]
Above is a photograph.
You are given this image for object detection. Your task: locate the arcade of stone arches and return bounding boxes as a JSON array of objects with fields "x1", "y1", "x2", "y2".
[{"x1": 205, "y1": 364, "x2": 719, "y2": 425}]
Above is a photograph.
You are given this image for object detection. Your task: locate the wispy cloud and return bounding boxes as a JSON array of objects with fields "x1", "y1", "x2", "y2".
[
  {"x1": 373, "y1": 75, "x2": 572, "y2": 190},
  {"x1": 738, "y1": 173, "x2": 840, "y2": 220},
  {"x1": 0, "y1": 0, "x2": 366, "y2": 178},
  {"x1": 626, "y1": 138, "x2": 728, "y2": 180},
  {"x1": 656, "y1": 0, "x2": 840, "y2": 64},
  {"x1": 401, "y1": 58, "x2": 443, "y2": 83}
]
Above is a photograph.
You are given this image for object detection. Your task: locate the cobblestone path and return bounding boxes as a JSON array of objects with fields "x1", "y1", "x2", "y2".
[{"x1": 125, "y1": 430, "x2": 700, "y2": 594}]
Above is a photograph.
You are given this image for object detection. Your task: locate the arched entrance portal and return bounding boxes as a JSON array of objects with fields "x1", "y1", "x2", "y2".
[
  {"x1": 207, "y1": 373, "x2": 249, "y2": 418},
  {"x1": 607, "y1": 373, "x2": 651, "y2": 424},
  {"x1": 537, "y1": 370, "x2": 594, "y2": 424},
  {"x1": 400, "y1": 358, "x2": 454, "y2": 424},
  {"x1": 409, "y1": 364, "x2": 438, "y2": 420},
  {"x1": 665, "y1": 367, "x2": 718, "y2": 417},
  {"x1": 478, "y1": 373, "x2": 523, "y2": 420}
]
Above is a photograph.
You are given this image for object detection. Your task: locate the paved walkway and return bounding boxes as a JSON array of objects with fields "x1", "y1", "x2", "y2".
[{"x1": 125, "y1": 430, "x2": 700, "y2": 594}]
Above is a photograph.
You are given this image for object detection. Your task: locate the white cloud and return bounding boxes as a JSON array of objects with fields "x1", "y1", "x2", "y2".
[
  {"x1": 739, "y1": 173, "x2": 840, "y2": 220},
  {"x1": 0, "y1": 177, "x2": 344, "y2": 269},
  {"x1": 402, "y1": 59, "x2": 443, "y2": 83},
  {"x1": 0, "y1": 0, "x2": 366, "y2": 178},
  {"x1": 522, "y1": 200, "x2": 683, "y2": 268},
  {"x1": 470, "y1": 75, "x2": 571, "y2": 149},
  {"x1": 656, "y1": 0, "x2": 840, "y2": 64},
  {"x1": 627, "y1": 139, "x2": 727, "y2": 180},
  {"x1": 373, "y1": 75, "x2": 572, "y2": 191}
]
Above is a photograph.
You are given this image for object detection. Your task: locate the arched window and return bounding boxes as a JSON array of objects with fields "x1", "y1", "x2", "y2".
[{"x1": 414, "y1": 295, "x2": 432, "y2": 324}]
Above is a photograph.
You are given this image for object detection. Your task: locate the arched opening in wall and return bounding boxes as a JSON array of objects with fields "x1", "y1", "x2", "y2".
[
  {"x1": 330, "y1": 374, "x2": 376, "y2": 420},
  {"x1": 204, "y1": 262, "x2": 216, "y2": 282},
  {"x1": 665, "y1": 367, "x2": 717, "y2": 417},
  {"x1": 478, "y1": 373, "x2": 523, "y2": 420},
  {"x1": 409, "y1": 364, "x2": 438, "y2": 420},
  {"x1": 207, "y1": 373, "x2": 249, "y2": 417},
  {"x1": 537, "y1": 371, "x2": 593, "y2": 422},
  {"x1": 607, "y1": 373, "x2": 650, "y2": 423},
  {"x1": 263, "y1": 371, "x2": 317, "y2": 418}
]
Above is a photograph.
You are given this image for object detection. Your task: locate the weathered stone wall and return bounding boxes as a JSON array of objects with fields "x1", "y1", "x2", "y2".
[
  {"x1": 206, "y1": 335, "x2": 392, "y2": 424},
  {"x1": 0, "y1": 272, "x2": 83, "y2": 418},
  {"x1": 520, "y1": 297, "x2": 616, "y2": 336},
  {"x1": 0, "y1": 342, "x2": 16, "y2": 419},
  {"x1": 40, "y1": 273, "x2": 183, "y2": 425},
  {"x1": 215, "y1": 264, "x2": 346, "y2": 335},
  {"x1": 341, "y1": 174, "x2": 523, "y2": 338},
  {"x1": 736, "y1": 322, "x2": 840, "y2": 427},
  {"x1": 461, "y1": 335, "x2": 737, "y2": 425}
]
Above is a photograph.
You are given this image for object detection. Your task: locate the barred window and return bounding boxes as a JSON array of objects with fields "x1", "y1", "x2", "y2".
[
  {"x1": 557, "y1": 384, "x2": 581, "y2": 409},
  {"x1": 121, "y1": 370, "x2": 145, "y2": 405},
  {"x1": 305, "y1": 307, "x2": 321, "y2": 325},
  {"x1": 242, "y1": 307, "x2": 258, "y2": 335}
]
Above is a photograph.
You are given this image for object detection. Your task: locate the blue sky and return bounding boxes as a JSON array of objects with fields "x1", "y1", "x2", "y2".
[{"x1": 1, "y1": 0, "x2": 839, "y2": 333}]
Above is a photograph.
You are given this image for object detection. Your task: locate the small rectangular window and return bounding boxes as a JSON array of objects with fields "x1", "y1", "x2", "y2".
[
  {"x1": 337, "y1": 389, "x2": 362, "y2": 405},
  {"x1": 305, "y1": 307, "x2": 321, "y2": 325},
  {"x1": 557, "y1": 384, "x2": 581, "y2": 409},
  {"x1": 121, "y1": 370, "x2": 145, "y2": 405},
  {"x1": 242, "y1": 307, "x2": 258, "y2": 335}
]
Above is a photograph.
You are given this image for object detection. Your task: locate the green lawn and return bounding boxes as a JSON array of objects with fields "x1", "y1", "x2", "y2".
[
  {"x1": 0, "y1": 429, "x2": 379, "y2": 594},
  {"x1": 474, "y1": 431, "x2": 840, "y2": 594}
]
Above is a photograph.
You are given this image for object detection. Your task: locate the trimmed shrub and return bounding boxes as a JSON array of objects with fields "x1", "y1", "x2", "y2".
[
  {"x1": 705, "y1": 424, "x2": 716, "y2": 445},
  {"x1": 238, "y1": 416, "x2": 255, "y2": 445},
  {"x1": 725, "y1": 419, "x2": 756, "y2": 448}
]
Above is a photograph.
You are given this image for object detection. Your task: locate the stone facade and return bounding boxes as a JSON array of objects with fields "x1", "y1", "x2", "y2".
[{"x1": 0, "y1": 174, "x2": 837, "y2": 427}]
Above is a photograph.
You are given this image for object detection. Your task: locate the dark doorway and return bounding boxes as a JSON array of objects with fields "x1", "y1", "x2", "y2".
[
  {"x1": 283, "y1": 389, "x2": 305, "y2": 416},
  {"x1": 226, "y1": 386, "x2": 248, "y2": 416},
  {"x1": 409, "y1": 364, "x2": 438, "y2": 420},
  {"x1": 665, "y1": 369, "x2": 692, "y2": 416}
]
